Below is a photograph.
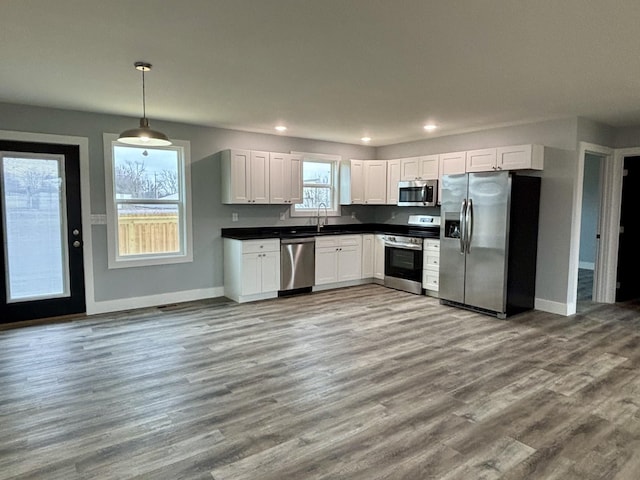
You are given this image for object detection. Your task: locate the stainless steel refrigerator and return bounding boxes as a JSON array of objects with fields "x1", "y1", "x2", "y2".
[{"x1": 439, "y1": 171, "x2": 541, "y2": 318}]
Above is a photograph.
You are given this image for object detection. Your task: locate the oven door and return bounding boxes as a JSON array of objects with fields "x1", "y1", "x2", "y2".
[{"x1": 384, "y1": 243, "x2": 423, "y2": 282}]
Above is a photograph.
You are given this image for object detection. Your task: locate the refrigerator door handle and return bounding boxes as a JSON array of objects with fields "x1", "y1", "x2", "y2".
[
  {"x1": 459, "y1": 199, "x2": 467, "y2": 254},
  {"x1": 466, "y1": 198, "x2": 474, "y2": 253}
]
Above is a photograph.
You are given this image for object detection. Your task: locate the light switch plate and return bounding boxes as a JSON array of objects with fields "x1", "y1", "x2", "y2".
[
  {"x1": 279, "y1": 212, "x2": 286, "y2": 220},
  {"x1": 90, "y1": 214, "x2": 107, "y2": 225},
  {"x1": 232, "y1": 213, "x2": 238, "y2": 222}
]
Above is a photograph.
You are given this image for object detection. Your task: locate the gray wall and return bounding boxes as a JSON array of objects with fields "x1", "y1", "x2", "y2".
[
  {"x1": 614, "y1": 126, "x2": 640, "y2": 148},
  {"x1": 375, "y1": 117, "x2": 578, "y2": 159},
  {"x1": 579, "y1": 154, "x2": 601, "y2": 267},
  {"x1": 0, "y1": 102, "x2": 374, "y2": 303}
]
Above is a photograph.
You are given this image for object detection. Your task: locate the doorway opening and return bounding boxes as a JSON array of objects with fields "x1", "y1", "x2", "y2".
[
  {"x1": 577, "y1": 153, "x2": 604, "y2": 303},
  {"x1": 615, "y1": 156, "x2": 640, "y2": 302}
]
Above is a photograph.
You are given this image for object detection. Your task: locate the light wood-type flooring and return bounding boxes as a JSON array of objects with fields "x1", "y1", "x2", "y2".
[{"x1": 2, "y1": 285, "x2": 640, "y2": 479}]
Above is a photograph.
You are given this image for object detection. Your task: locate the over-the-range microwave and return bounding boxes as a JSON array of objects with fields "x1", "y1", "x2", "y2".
[{"x1": 398, "y1": 179, "x2": 438, "y2": 207}]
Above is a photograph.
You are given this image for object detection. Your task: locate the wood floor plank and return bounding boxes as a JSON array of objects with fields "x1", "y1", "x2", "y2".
[{"x1": 1, "y1": 285, "x2": 640, "y2": 479}]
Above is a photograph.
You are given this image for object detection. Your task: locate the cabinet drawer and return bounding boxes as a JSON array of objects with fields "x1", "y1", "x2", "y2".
[
  {"x1": 424, "y1": 239, "x2": 440, "y2": 251},
  {"x1": 423, "y1": 271, "x2": 439, "y2": 291},
  {"x1": 424, "y1": 253, "x2": 439, "y2": 269},
  {"x1": 242, "y1": 239, "x2": 280, "y2": 254},
  {"x1": 339, "y1": 235, "x2": 362, "y2": 247},
  {"x1": 315, "y1": 236, "x2": 340, "y2": 248}
]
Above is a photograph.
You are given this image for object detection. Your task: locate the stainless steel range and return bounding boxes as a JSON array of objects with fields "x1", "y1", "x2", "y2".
[{"x1": 383, "y1": 215, "x2": 440, "y2": 294}]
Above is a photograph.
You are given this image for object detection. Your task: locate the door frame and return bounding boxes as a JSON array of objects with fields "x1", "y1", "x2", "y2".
[
  {"x1": 569, "y1": 143, "x2": 613, "y2": 311},
  {"x1": 0, "y1": 130, "x2": 94, "y2": 315}
]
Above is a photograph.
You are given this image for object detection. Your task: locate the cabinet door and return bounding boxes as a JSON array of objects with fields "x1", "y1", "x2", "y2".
[
  {"x1": 400, "y1": 157, "x2": 420, "y2": 180},
  {"x1": 315, "y1": 247, "x2": 338, "y2": 285},
  {"x1": 374, "y1": 234, "x2": 385, "y2": 279},
  {"x1": 363, "y1": 161, "x2": 387, "y2": 204},
  {"x1": 439, "y1": 151, "x2": 466, "y2": 176},
  {"x1": 250, "y1": 151, "x2": 270, "y2": 204},
  {"x1": 229, "y1": 149, "x2": 251, "y2": 203},
  {"x1": 241, "y1": 254, "x2": 261, "y2": 295},
  {"x1": 386, "y1": 159, "x2": 401, "y2": 205},
  {"x1": 269, "y1": 153, "x2": 287, "y2": 204},
  {"x1": 466, "y1": 148, "x2": 497, "y2": 172},
  {"x1": 260, "y1": 251, "x2": 280, "y2": 293},
  {"x1": 496, "y1": 144, "x2": 541, "y2": 170},
  {"x1": 338, "y1": 245, "x2": 362, "y2": 281},
  {"x1": 288, "y1": 154, "x2": 303, "y2": 204},
  {"x1": 361, "y1": 235, "x2": 374, "y2": 278},
  {"x1": 419, "y1": 155, "x2": 439, "y2": 179},
  {"x1": 350, "y1": 160, "x2": 365, "y2": 204}
]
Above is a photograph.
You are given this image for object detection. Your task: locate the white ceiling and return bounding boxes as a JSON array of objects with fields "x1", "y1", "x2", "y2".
[{"x1": 3, "y1": 1, "x2": 640, "y2": 146}]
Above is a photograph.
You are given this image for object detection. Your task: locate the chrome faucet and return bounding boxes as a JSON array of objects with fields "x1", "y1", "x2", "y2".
[{"x1": 316, "y1": 202, "x2": 328, "y2": 232}]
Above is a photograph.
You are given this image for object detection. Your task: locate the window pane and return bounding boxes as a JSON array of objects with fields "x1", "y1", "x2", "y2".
[
  {"x1": 296, "y1": 187, "x2": 332, "y2": 209},
  {"x1": 303, "y1": 161, "x2": 332, "y2": 185},
  {"x1": 1, "y1": 156, "x2": 68, "y2": 301},
  {"x1": 117, "y1": 203, "x2": 180, "y2": 256},
  {"x1": 113, "y1": 145, "x2": 179, "y2": 200}
]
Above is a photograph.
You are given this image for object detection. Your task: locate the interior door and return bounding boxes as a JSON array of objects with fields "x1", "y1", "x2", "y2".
[
  {"x1": 616, "y1": 156, "x2": 640, "y2": 302},
  {"x1": 0, "y1": 140, "x2": 85, "y2": 323}
]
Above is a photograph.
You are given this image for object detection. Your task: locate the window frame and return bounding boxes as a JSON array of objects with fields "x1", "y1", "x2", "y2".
[
  {"x1": 289, "y1": 152, "x2": 342, "y2": 217},
  {"x1": 103, "y1": 133, "x2": 193, "y2": 269}
]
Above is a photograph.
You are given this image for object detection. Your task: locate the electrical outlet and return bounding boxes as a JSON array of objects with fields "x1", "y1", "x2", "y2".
[
  {"x1": 351, "y1": 211, "x2": 356, "y2": 219},
  {"x1": 279, "y1": 212, "x2": 286, "y2": 221},
  {"x1": 232, "y1": 213, "x2": 238, "y2": 222},
  {"x1": 391, "y1": 212, "x2": 396, "y2": 219}
]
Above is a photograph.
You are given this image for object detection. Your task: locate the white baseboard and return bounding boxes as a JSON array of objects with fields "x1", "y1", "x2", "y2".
[
  {"x1": 534, "y1": 298, "x2": 573, "y2": 316},
  {"x1": 579, "y1": 261, "x2": 595, "y2": 270},
  {"x1": 87, "y1": 287, "x2": 224, "y2": 315}
]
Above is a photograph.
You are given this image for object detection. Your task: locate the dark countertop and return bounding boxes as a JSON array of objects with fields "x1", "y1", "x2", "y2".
[{"x1": 222, "y1": 223, "x2": 440, "y2": 240}]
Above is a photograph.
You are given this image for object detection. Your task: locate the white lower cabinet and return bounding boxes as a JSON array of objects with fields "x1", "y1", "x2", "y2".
[
  {"x1": 224, "y1": 238, "x2": 280, "y2": 302},
  {"x1": 423, "y1": 238, "x2": 440, "y2": 295},
  {"x1": 374, "y1": 234, "x2": 385, "y2": 280},
  {"x1": 362, "y1": 234, "x2": 374, "y2": 278},
  {"x1": 315, "y1": 235, "x2": 362, "y2": 285}
]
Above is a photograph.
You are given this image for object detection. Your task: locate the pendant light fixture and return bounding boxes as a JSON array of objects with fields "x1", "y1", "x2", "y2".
[{"x1": 118, "y1": 61, "x2": 171, "y2": 146}]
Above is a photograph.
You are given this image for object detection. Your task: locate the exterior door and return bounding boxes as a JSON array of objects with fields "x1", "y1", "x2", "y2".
[{"x1": 0, "y1": 140, "x2": 85, "y2": 323}]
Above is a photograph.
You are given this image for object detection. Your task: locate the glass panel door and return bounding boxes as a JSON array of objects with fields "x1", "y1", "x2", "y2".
[{"x1": 1, "y1": 153, "x2": 69, "y2": 302}]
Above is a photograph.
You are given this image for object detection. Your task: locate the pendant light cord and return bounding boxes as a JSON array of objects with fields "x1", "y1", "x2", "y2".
[{"x1": 141, "y1": 68, "x2": 147, "y2": 119}]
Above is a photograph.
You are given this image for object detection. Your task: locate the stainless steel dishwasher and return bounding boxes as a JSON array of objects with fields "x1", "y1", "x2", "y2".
[{"x1": 280, "y1": 237, "x2": 315, "y2": 293}]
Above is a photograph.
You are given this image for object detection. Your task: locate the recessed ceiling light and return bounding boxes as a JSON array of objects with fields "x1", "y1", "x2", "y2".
[
  {"x1": 423, "y1": 124, "x2": 438, "y2": 132},
  {"x1": 361, "y1": 136, "x2": 372, "y2": 143},
  {"x1": 275, "y1": 125, "x2": 287, "y2": 132}
]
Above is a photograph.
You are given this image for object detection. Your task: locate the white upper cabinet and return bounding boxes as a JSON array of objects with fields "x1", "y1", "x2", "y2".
[
  {"x1": 439, "y1": 151, "x2": 466, "y2": 176},
  {"x1": 400, "y1": 155, "x2": 439, "y2": 181},
  {"x1": 341, "y1": 160, "x2": 386, "y2": 205},
  {"x1": 466, "y1": 145, "x2": 544, "y2": 172},
  {"x1": 466, "y1": 148, "x2": 498, "y2": 172},
  {"x1": 497, "y1": 144, "x2": 543, "y2": 170},
  {"x1": 250, "y1": 151, "x2": 270, "y2": 204},
  {"x1": 269, "y1": 153, "x2": 302, "y2": 204},
  {"x1": 363, "y1": 161, "x2": 387, "y2": 204},
  {"x1": 221, "y1": 149, "x2": 270, "y2": 204},
  {"x1": 386, "y1": 159, "x2": 401, "y2": 205}
]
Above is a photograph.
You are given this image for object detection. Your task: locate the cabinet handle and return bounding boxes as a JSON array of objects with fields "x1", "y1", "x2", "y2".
[
  {"x1": 492, "y1": 166, "x2": 497, "y2": 170},
  {"x1": 497, "y1": 166, "x2": 502, "y2": 170}
]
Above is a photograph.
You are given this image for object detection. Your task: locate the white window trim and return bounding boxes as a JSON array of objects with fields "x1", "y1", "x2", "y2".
[
  {"x1": 103, "y1": 133, "x2": 193, "y2": 269},
  {"x1": 289, "y1": 151, "x2": 342, "y2": 217}
]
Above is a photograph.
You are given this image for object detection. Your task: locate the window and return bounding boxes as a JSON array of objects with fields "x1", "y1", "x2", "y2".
[
  {"x1": 291, "y1": 152, "x2": 341, "y2": 217},
  {"x1": 103, "y1": 134, "x2": 192, "y2": 268}
]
